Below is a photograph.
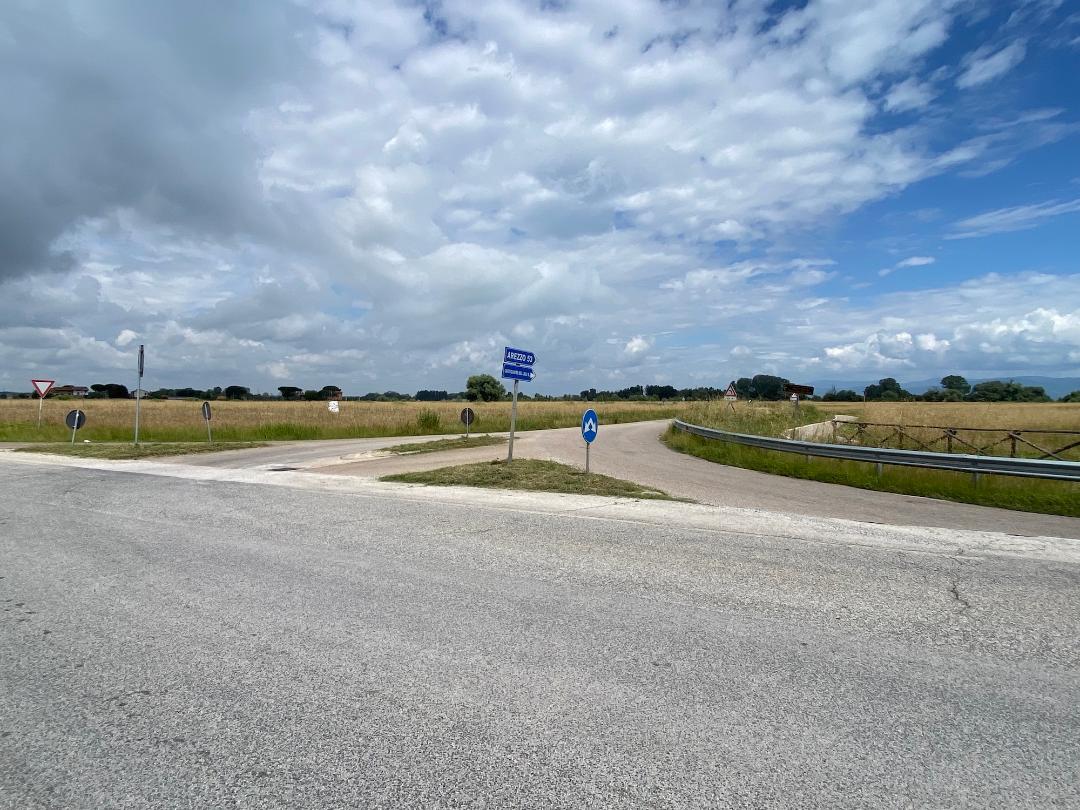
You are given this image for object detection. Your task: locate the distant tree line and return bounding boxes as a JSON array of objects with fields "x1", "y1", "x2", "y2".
[{"x1": 13, "y1": 371, "x2": 1078, "y2": 404}]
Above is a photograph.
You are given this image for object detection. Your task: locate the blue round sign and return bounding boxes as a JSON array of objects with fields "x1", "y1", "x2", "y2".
[{"x1": 581, "y1": 409, "x2": 598, "y2": 444}]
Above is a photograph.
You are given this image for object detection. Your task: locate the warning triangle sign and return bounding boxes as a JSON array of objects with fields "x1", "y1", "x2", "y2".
[
  {"x1": 724, "y1": 383, "x2": 737, "y2": 399},
  {"x1": 32, "y1": 379, "x2": 55, "y2": 397}
]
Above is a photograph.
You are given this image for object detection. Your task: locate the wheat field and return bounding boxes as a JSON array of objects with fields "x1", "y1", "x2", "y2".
[{"x1": 0, "y1": 398, "x2": 693, "y2": 443}]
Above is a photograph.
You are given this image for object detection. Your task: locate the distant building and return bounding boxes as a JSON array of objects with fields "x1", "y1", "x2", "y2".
[{"x1": 49, "y1": 385, "x2": 89, "y2": 397}]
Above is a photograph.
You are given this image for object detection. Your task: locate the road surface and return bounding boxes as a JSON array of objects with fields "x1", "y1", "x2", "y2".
[
  {"x1": 1, "y1": 454, "x2": 1079, "y2": 807},
  {"x1": 161, "y1": 420, "x2": 1080, "y2": 539}
]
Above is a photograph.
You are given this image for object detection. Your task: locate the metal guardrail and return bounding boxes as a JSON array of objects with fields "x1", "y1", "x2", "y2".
[{"x1": 672, "y1": 420, "x2": 1080, "y2": 482}]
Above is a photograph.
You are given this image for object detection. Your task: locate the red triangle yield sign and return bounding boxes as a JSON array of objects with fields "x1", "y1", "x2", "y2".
[{"x1": 31, "y1": 379, "x2": 55, "y2": 398}]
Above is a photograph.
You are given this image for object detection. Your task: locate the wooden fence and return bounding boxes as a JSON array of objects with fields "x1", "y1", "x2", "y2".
[{"x1": 830, "y1": 420, "x2": 1080, "y2": 461}]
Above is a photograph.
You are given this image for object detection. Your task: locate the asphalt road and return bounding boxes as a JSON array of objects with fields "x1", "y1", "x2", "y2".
[
  {"x1": 164, "y1": 421, "x2": 1080, "y2": 539},
  {"x1": 2, "y1": 456, "x2": 1078, "y2": 807}
]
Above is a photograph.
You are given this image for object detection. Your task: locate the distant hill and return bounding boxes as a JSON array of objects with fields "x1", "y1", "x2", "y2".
[{"x1": 810, "y1": 376, "x2": 1080, "y2": 399}]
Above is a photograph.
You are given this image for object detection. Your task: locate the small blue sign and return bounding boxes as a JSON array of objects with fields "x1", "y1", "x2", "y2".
[
  {"x1": 502, "y1": 363, "x2": 535, "y2": 382},
  {"x1": 581, "y1": 409, "x2": 598, "y2": 443},
  {"x1": 504, "y1": 346, "x2": 536, "y2": 366}
]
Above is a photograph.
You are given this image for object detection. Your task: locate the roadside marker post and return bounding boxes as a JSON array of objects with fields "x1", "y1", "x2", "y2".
[
  {"x1": 65, "y1": 409, "x2": 86, "y2": 445},
  {"x1": 581, "y1": 408, "x2": 598, "y2": 473},
  {"x1": 31, "y1": 379, "x2": 55, "y2": 428},
  {"x1": 460, "y1": 407, "x2": 475, "y2": 439},
  {"x1": 202, "y1": 401, "x2": 213, "y2": 443},
  {"x1": 790, "y1": 392, "x2": 799, "y2": 414},
  {"x1": 134, "y1": 344, "x2": 144, "y2": 446},
  {"x1": 501, "y1": 347, "x2": 536, "y2": 463}
]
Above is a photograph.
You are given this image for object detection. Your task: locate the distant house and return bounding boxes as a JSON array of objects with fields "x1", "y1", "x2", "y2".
[
  {"x1": 326, "y1": 387, "x2": 344, "y2": 400},
  {"x1": 49, "y1": 385, "x2": 89, "y2": 397}
]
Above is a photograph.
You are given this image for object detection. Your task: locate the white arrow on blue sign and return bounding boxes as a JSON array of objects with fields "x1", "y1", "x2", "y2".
[
  {"x1": 581, "y1": 409, "x2": 598, "y2": 444},
  {"x1": 504, "y1": 346, "x2": 535, "y2": 366},
  {"x1": 502, "y1": 363, "x2": 535, "y2": 382}
]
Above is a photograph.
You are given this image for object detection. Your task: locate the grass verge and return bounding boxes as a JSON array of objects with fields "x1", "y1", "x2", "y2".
[
  {"x1": 663, "y1": 427, "x2": 1080, "y2": 517},
  {"x1": 382, "y1": 458, "x2": 679, "y2": 500},
  {"x1": 13, "y1": 442, "x2": 267, "y2": 460},
  {"x1": 381, "y1": 435, "x2": 505, "y2": 454}
]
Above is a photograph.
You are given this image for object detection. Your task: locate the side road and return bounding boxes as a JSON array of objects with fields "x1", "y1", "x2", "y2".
[{"x1": 20, "y1": 419, "x2": 1080, "y2": 539}]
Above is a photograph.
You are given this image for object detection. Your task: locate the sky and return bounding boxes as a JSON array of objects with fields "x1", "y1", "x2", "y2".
[{"x1": 2, "y1": 0, "x2": 1079, "y2": 395}]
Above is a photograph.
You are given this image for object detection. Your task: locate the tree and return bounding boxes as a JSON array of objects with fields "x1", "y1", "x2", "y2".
[
  {"x1": 1060, "y1": 391, "x2": 1080, "y2": 403},
  {"x1": 750, "y1": 374, "x2": 789, "y2": 400},
  {"x1": 224, "y1": 385, "x2": 250, "y2": 400},
  {"x1": 734, "y1": 377, "x2": 754, "y2": 398},
  {"x1": 91, "y1": 383, "x2": 131, "y2": 399},
  {"x1": 416, "y1": 390, "x2": 449, "y2": 401},
  {"x1": 278, "y1": 386, "x2": 302, "y2": 400},
  {"x1": 645, "y1": 384, "x2": 679, "y2": 400},
  {"x1": 822, "y1": 388, "x2": 861, "y2": 402},
  {"x1": 940, "y1": 375, "x2": 970, "y2": 394},
  {"x1": 466, "y1": 374, "x2": 506, "y2": 402},
  {"x1": 863, "y1": 378, "x2": 910, "y2": 401}
]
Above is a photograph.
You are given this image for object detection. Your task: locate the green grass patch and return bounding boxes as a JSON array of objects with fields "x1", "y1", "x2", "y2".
[
  {"x1": 663, "y1": 427, "x2": 1080, "y2": 517},
  {"x1": 14, "y1": 442, "x2": 267, "y2": 460},
  {"x1": 381, "y1": 435, "x2": 505, "y2": 454},
  {"x1": 383, "y1": 458, "x2": 679, "y2": 500}
]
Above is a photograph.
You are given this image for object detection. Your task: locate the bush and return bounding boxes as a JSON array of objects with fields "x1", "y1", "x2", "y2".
[{"x1": 416, "y1": 410, "x2": 441, "y2": 432}]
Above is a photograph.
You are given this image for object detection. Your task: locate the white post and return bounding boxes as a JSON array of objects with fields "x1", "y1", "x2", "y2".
[
  {"x1": 134, "y1": 344, "x2": 144, "y2": 446},
  {"x1": 507, "y1": 379, "x2": 519, "y2": 462}
]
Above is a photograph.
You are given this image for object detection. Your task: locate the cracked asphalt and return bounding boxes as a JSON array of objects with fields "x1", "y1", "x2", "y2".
[{"x1": 1, "y1": 456, "x2": 1078, "y2": 807}]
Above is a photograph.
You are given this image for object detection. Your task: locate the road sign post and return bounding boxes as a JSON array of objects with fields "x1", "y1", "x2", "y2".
[
  {"x1": 134, "y1": 344, "x2": 144, "y2": 446},
  {"x1": 501, "y1": 347, "x2": 536, "y2": 463},
  {"x1": 724, "y1": 381, "x2": 738, "y2": 413},
  {"x1": 32, "y1": 379, "x2": 54, "y2": 428},
  {"x1": 508, "y1": 380, "x2": 519, "y2": 461},
  {"x1": 65, "y1": 409, "x2": 86, "y2": 445},
  {"x1": 460, "y1": 407, "x2": 475, "y2": 439},
  {"x1": 581, "y1": 408, "x2": 598, "y2": 473},
  {"x1": 790, "y1": 393, "x2": 799, "y2": 414},
  {"x1": 202, "y1": 401, "x2": 213, "y2": 443}
]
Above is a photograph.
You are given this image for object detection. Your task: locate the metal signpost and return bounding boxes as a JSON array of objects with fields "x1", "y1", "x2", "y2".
[
  {"x1": 460, "y1": 407, "x2": 475, "y2": 438},
  {"x1": 134, "y1": 344, "x2": 145, "y2": 446},
  {"x1": 501, "y1": 346, "x2": 536, "y2": 462},
  {"x1": 32, "y1": 379, "x2": 55, "y2": 428},
  {"x1": 581, "y1": 408, "x2": 598, "y2": 473},
  {"x1": 65, "y1": 409, "x2": 86, "y2": 445},
  {"x1": 202, "y1": 401, "x2": 213, "y2": 443}
]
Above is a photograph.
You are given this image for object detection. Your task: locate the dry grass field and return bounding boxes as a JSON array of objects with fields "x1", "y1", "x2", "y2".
[
  {"x1": 816, "y1": 400, "x2": 1080, "y2": 431},
  {"x1": 0, "y1": 398, "x2": 692, "y2": 443}
]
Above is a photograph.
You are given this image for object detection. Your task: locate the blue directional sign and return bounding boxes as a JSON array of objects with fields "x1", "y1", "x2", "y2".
[
  {"x1": 581, "y1": 409, "x2": 598, "y2": 444},
  {"x1": 502, "y1": 363, "x2": 535, "y2": 382},
  {"x1": 504, "y1": 346, "x2": 535, "y2": 366}
]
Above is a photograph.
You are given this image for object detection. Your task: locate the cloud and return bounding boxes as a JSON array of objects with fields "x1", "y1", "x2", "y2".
[
  {"x1": 947, "y1": 198, "x2": 1080, "y2": 239},
  {"x1": 879, "y1": 256, "x2": 935, "y2": 276},
  {"x1": 884, "y1": 78, "x2": 936, "y2": 112},
  {"x1": 957, "y1": 41, "x2": 1027, "y2": 88},
  {"x1": 0, "y1": 1, "x2": 1075, "y2": 392},
  {"x1": 0, "y1": 1, "x2": 313, "y2": 282}
]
